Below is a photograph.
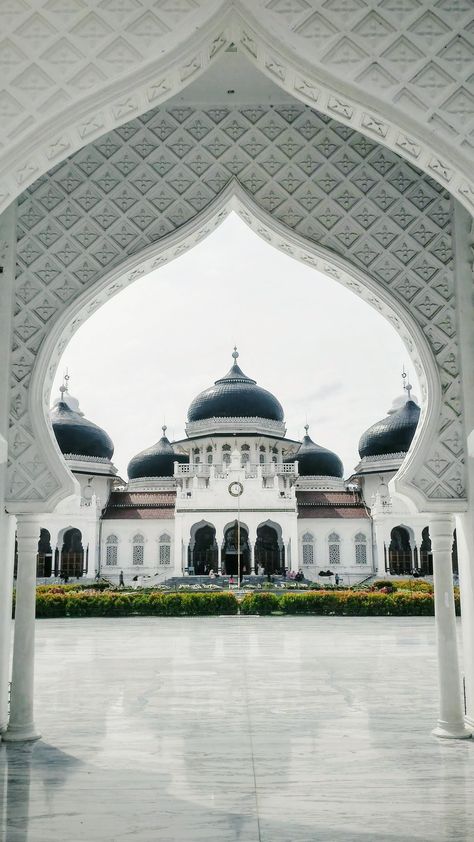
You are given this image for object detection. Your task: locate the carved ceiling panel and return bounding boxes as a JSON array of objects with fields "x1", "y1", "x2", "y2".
[
  {"x1": 7, "y1": 101, "x2": 464, "y2": 505},
  {"x1": 0, "y1": 2, "x2": 472, "y2": 215}
]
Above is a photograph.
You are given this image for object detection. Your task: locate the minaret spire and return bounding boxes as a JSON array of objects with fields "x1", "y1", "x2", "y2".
[
  {"x1": 402, "y1": 365, "x2": 412, "y2": 401},
  {"x1": 59, "y1": 368, "x2": 70, "y2": 400}
]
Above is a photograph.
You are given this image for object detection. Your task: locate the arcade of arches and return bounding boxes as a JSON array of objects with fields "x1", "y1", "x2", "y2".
[{"x1": 0, "y1": 4, "x2": 474, "y2": 750}]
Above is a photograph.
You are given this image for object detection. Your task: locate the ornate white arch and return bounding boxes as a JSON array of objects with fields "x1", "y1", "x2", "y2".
[
  {"x1": 0, "y1": 3, "x2": 472, "y2": 215},
  {"x1": 7, "y1": 181, "x2": 460, "y2": 514}
]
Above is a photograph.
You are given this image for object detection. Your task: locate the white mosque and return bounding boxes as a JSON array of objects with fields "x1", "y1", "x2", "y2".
[{"x1": 29, "y1": 348, "x2": 451, "y2": 587}]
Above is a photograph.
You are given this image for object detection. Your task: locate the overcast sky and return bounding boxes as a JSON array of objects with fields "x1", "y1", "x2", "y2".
[{"x1": 52, "y1": 213, "x2": 419, "y2": 479}]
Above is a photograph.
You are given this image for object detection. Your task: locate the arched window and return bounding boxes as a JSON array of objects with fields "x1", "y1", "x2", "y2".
[
  {"x1": 302, "y1": 532, "x2": 314, "y2": 565},
  {"x1": 206, "y1": 445, "x2": 213, "y2": 465},
  {"x1": 132, "y1": 533, "x2": 145, "y2": 566},
  {"x1": 328, "y1": 532, "x2": 341, "y2": 565},
  {"x1": 106, "y1": 534, "x2": 118, "y2": 566},
  {"x1": 159, "y1": 533, "x2": 171, "y2": 565},
  {"x1": 222, "y1": 444, "x2": 231, "y2": 465},
  {"x1": 259, "y1": 445, "x2": 266, "y2": 464},
  {"x1": 241, "y1": 443, "x2": 250, "y2": 465},
  {"x1": 355, "y1": 532, "x2": 367, "y2": 564}
]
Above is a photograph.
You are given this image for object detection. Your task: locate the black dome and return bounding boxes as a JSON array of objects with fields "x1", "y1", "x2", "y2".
[
  {"x1": 358, "y1": 399, "x2": 420, "y2": 458},
  {"x1": 187, "y1": 350, "x2": 284, "y2": 423},
  {"x1": 128, "y1": 427, "x2": 188, "y2": 479},
  {"x1": 51, "y1": 401, "x2": 114, "y2": 460},
  {"x1": 285, "y1": 428, "x2": 343, "y2": 478}
]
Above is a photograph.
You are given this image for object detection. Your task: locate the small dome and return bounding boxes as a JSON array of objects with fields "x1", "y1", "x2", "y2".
[
  {"x1": 187, "y1": 348, "x2": 284, "y2": 423},
  {"x1": 285, "y1": 427, "x2": 343, "y2": 478},
  {"x1": 358, "y1": 399, "x2": 420, "y2": 459},
  {"x1": 51, "y1": 400, "x2": 114, "y2": 460},
  {"x1": 128, "y1": 426, "x2": 188, "y2": 479}
]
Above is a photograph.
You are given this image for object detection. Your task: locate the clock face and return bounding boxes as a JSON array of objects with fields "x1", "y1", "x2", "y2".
[{"x1": 228, "y1": 481, "x2": 244, "y2": 497}]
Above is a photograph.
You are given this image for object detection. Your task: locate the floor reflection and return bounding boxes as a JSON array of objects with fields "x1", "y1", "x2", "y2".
[{"x1": 0, "y1": 617, "x2": 473, "y2": 841}]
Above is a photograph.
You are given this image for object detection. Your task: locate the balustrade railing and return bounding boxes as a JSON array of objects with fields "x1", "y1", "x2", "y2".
[{"x1": 175, "y1": 462, "x2": 297, "y2": 478}]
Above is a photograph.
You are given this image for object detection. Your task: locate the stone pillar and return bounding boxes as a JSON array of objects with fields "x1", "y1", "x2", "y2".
[
  {"x1": 452, "y1": 202, "x2": 474, "y2": 729},
  {"x1": 3, "y1": 517, "x2": 41, "y2": 742},
  {"x1": 430, "y1": 515, "x2": 471, "y2": 739},
  {"x1": 0, "y1": 206, "x2": 17, "y2": 738},
  {"x1": 217, "y1": 541, "x2": 222, "y2": 575},
  {"x1": 373, "y1": 521, "x2": 388, "y2": 577},
  {"x1": 455, "y1": 512, "x2": 474, "y2": 729},
  {"x1": 0, "y1": 511, "x2": 16, "y2": 733}
]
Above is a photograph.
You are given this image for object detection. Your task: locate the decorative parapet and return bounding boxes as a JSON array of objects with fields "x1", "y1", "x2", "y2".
[{"x1": 185, "y1": 417, "x2": 286, "y2": 437}]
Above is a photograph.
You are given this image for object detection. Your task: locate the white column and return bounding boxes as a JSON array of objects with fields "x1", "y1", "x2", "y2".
[
  {"x1": 3, "y1": 517, "x2": 41, "y2": 742},
  {"x1": 430, "y1": 515, "x2": 471, "y2": 739},
  {"x1": 373, "y1": 520, "x2": 388, "y2": 577},
  {"x1": 217, "y1": 541, "x2": 222, "y2": 575},
  {"x1": 0, "y1": 511, "x2": 16, "y2": 733},
  {"x1": 455, "y1": 513, "x2": 474, "y2": 729},
  {"x1": 0, "y1": 206, "x2": 17, "y2": 737},
  {"x1": 452, "y1": 201, "x2": 474, "y2": 730}
]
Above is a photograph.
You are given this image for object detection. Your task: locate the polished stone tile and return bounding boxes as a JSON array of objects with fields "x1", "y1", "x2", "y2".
[{"x1": 1, "y1": 616, "x2": 474, "y2": 841}]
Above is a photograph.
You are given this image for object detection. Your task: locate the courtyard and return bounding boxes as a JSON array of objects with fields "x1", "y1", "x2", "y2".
[{"x1": 1, "y1": 616, "x2": 474, "y2": 841}]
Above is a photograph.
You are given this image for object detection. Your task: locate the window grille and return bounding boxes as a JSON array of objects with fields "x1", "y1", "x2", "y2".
[
  {"x1": 355, "y1": 533, "x2": 367, "y2": 564},
  {"x1": 328, "y1": 532, "x2": 341, "y2": 565},
  {"x1": 159, "y1": 533, "x2": 171, "y2": 565},
  {"x1": 302, "y1": 532, "x2": 314, "y2": 565},
  {"x1": 106, "y1": 545, "x2": 117, "y2": 566},
  {"x1": 132, "y1": 533, "x2": 145, "y2": 566},
  {"x1": 105, "y1": 535, "x2": 118, "y2": 566},
  {"x1": 302, "y1": 543, "x2": 314, "y2": 564}
]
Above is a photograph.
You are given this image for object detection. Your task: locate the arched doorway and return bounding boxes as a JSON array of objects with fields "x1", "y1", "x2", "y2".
[
  {"x1": 222, "y1": 523, "x2": 250, "y2": 577},
  {"x1": 255, "y1": 524, "x2": 284, "y2": 576},
  {"x1": 190, "y1": 525, "x2": 217, "y2": 575},
  {"x1": 389, "y1": 526, "x2": 412, "y2": 576},
  {"x1": 59, "y1": 529, "x2": 84, "y2": 579},
  {"x1": 419, "y1": 527, "x2": 433, "y2": 576},
  {"x1": 418, "y1": 527, "x2": 458, "y2": 577},
  {"x1": 36, "y1": 529, "x2": 53, "y2": 578}
]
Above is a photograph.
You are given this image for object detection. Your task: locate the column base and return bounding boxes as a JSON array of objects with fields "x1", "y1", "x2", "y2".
[
  {"x1": 432, "y1": 720, "x2": 472, "y2": 740},
  {"x1": 464, "y1": 714, "x2": 474, "y2": 731},
  {"x1": 2, "y1": 723, "x2": 41, "y2": 743}
]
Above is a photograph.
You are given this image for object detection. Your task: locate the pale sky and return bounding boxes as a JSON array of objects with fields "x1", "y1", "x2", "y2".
[{"x1": 52, "y1": 213, "x2": 419, "y2": 480}]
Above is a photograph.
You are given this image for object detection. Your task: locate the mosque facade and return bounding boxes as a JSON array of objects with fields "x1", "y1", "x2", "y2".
[{"x1": 32, "y1": 349, "x2": 441, "y2": 587}]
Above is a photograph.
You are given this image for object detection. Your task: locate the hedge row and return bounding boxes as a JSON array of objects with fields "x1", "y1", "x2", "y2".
[
  {"x1": 30, "y1": 588, "x2": 460, "y2": 618},
  {"x1": 35, "y1": 590, "x2": 239, "y2": 618}
]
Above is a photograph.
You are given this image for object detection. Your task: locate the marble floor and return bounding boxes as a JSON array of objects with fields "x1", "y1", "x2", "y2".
[{"x1": 1, "y1": 616, "x2": 474, "y2": 842}]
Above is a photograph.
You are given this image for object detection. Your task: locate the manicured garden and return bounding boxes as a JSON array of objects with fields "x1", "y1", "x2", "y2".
[{"x1": 23, "y1": 579, "x2": 458, "y2": 618}]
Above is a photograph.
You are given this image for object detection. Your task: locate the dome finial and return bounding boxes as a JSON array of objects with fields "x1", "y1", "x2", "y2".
[
  {"x1": 162, "y1": 424, "x2": 167, "y2": 436},
  {"x1": 232, "y1": 345, "x2": 239, "y2": 363},
  {"x1": 59, "y1": 368, "x2": 70, "y2": 399},
  {"x1": 304, "y1": 423, "x2": 309, "y2": 435},
  {"x1": 402, "y1": 365, "x2": 412, "y2": 401}
]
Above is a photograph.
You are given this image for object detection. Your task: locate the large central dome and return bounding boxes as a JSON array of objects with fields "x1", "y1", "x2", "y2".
[{"x1": 187, "y1": 349, "x2": 284, "y2": 424}]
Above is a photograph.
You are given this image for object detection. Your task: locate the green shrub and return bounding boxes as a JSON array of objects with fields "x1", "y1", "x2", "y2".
[
  {"x1": 36, "y1": 591, "x2": 67, "y2": 618},
  {"x1": 240, "y1": 592, "x2": 280, "y2": 614}
]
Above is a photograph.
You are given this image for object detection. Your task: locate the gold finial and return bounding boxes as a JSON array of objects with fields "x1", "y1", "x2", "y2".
[
  {"x1": 162, "y1": 424, "x2": 167, "y2": 436},
  {"x1": 232, "y1": 345, "x2": 239, "y2": 363},
  {"x1": 304, "y1": 423, "x2": 309, "y2": 434}
]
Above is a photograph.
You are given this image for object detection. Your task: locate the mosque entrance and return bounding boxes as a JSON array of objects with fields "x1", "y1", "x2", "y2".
[
  {"x1": 255, "y1": 525, "x2": 283, "y2": 575},
  {"x1": 191, "y1": 525, "x2": 218, "y2": 575},
  {"x1": 388, "y1": 527, "x2": 412, "y2": 576},
  {"x1": 36, "y1": 529, "x2": 53, "y2": 578},
  {"x1": 223, "y1": 524, "x2": 250, "y2": 576},
  {"x1": 59, "y1": 528, "x2": 84, "y2": 579}
]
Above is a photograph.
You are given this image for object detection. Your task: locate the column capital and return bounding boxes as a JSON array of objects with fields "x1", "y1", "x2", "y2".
[{"x1": 429, "y1": 515, "x2": 454, "y2": 552}]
